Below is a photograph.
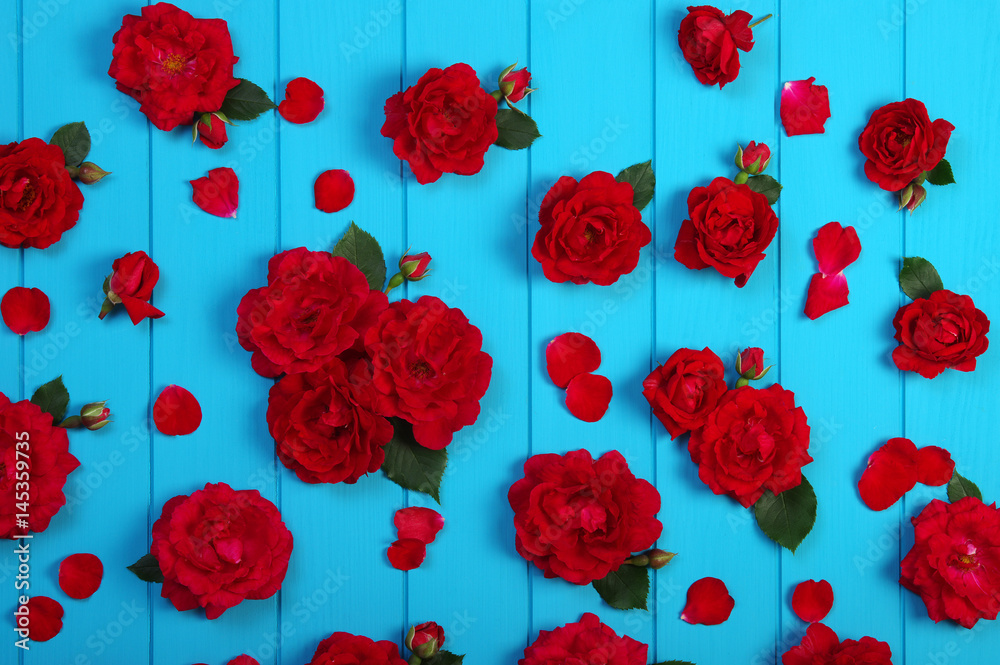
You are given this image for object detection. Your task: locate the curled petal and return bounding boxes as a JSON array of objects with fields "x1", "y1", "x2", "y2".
[
  {"x1": 812, "y1": 222, "x2": 861, "y2": 276},
  {"x1": 546, "y1": 332, "x2": 602, "y2": 388},
  {"x1": 681, "y1": 577, "x2": 735, "y2": 625},
  {"x1": 59, "y1": 553, "x2": 104, "y2": 599},
  {"x1": 387, "y1": 538, "x2": 426, "y2": 571},
  {"x1": 153, "y1": 385, "x2": 203, "y2": 436},
  {"x1": 1, "y1": 287, "x2": 50, "y2": 334},
  {"x1": 565, "y1": 373, "x2": 612, "y2": 422},
  {"x1": 394, "y1": 507, "x2": 444, "y2": 544},
  {"x1": 791, "y1": 579, "x2": 834, "y2": 623},
  {"x1": 314, "y1": 169, "x2": 355, "y2": 213},
  {"x1": 191, "y1": 167, "x2": 239, "y2": 218},
  {"x1": 278, "y1": 77, "x2": 325, "y2": 124},
  {"x1": 858, "y1": 438, "x2": 918, "y2": 511},
  {"x1": 915, "y1": 446, "x2": 955, "y2": 486},
  {"x1": 781, "y1": 78, "x2": 831, "y2": 136},
  {"x1": 804, "y1": 273, "x2": 850, "y2": 320},
  {"x1": 21, "y1": 596, "x2": 63, "y2": 641}
]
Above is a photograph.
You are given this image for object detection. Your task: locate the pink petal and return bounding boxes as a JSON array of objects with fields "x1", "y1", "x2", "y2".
[
  {"x1": 1, "y1": 286, "x2": 50, "y2": 334},
  {"x1": 812, "y1": 222, "x2": 861, "y2": 276},
  {"x1": 681, "y1": 577, "x2": 735, "y2": 625},
  {"x1": 278, "y1": 77, "x2": 325, "y2": 124},
  {"x1": 394, "y1": 507, "x2": 444, "y2": 544},
  {"x1": 153, "y1": 385, "x2": 203, "y2": 436},
  {"x1": 781, "y1": 78, "x2": 831, "y2": 136},
  {"x1": 858, "y1": 438, "x2": 919, "y2": 511},
  {"x1": 915, "y1": 446, "x2": 955, "y2": 486},
  {"x1": 804, "y1": 273, "x2": 849, "y2": 320},
  {"x1": 546, "y1": 332, "x2": 602, "y2": 388},
  {"x1": 314, "y1": 169, "x2": 355, "y2": 213},
  {"x1": 388, "y1": 538, "x2": 426, "y2": 571},
  {"x1": 565, "y1": 373, "x2": 612, "y2": 422},
  {"x1": 191, "y1": 167, "x2": 239, "y2": 218},
  {"x1": 791, "y1": 579, "x2": 834, "y2": 623},
  {"x1": 59, "y1": 553, "x2": 104, "y2": 599}
]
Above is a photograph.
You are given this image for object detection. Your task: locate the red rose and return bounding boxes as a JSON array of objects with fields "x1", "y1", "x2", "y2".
[
  {"x1": 643, "y1": 347, "x2": 726, "y2": 439},
  {"x1": 674, "y1": 177, "x2": 779, "y2": 287},
  {"x1": 783, "y1": 623, "x2": 892, "y2": 665},
  {"x1": 307, "y1": 632, "x2": 407, "y2": 665},
  {"x1": 0, "y1": 393, "x2": 80, "y2": 538},
  {"x1": 196, "y1": 114, "x2": 228, "y2": 149},
  {"x1": 508, "y1": 450, "x2": 662, "y2": 585},
  {"x1": 0, "y1": 138, "x2": 84, "y2": 249},
  {"x1": 738, "y1": 141, "x2": 770, "y2": 174},
  {"x1": 689, "y1": 385, "x2": 812, "y2": 508},
  {"x1": 532, "y1": 172, "x2": 651, "y2": 286},
  {"x1": 859, "y1": 99, "x2": 954, "y2": 192},
  {"x1": 364, "y1": 296, "x2": 492, "y2": 450},
  {"x1": 406, "y1": 621, "x2": 444, "y2": 658},
  {"x1": 892, "y1": 289, "x2": 990, "y2": 379},
  {"x1": 109, "y1": 2, "x2": 239, "y2": 131},
  {"x1": 399, "y1": 251, "x2": 432, "y2": 281},
  {"x1": 267, "y1": 357, "x2": 393, "y2": 484},
  {"x1": 678, "y1": 6, "x2": 754, "y2": 89},
  {"x1": 501, "y1": 67, "x2": 533, "y2": 103},
  {"x1": 150, "y1": 482, "x2": 293, "y2": 619},
  {"x1": 236, "y1": 248, "x2": 388, "y2": 377},
  {"x1": 901, "y1": 497, "x2": 1000, "y2": 628},
  {"x1": 381, "y1": 63, "x2": 498, "y2": 184},
  {"x1": 520, "y1": 613, "x2": 647, "y2": 665},
  {"x1": 737, "y1": 347, "x2": 765, "y2": 378},
  {"x1": 101, "y1": 250, "x2": 165, "y2": 324}
]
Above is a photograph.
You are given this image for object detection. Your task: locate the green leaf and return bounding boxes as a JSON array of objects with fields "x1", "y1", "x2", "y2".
[
  {"x1": 30, "y1": 376, "x2": 70, "y2": 425},
  {"x1": 331, "y1": 222, "x2": 387, "y2": 291},
  {"x1": 745, "y1": 174, "x2": 782, "y2": 205},
  {"x1": 425, "y1": 651, "x2": 464, "y2": 665},
  {"x1": 948, "y1": 471, "x2": 983, "y2": 503},
  {"x1": 494, "y1": 108, "x2": 541, "y2": 150},
  {"x1": 753, "y1": 476, "x2": 817, "y2": 553},
  {"x1": 925, "y1": 158, "x2": 955, "y2": 186},
  {"x1": 615, "y1": 160, "x2": 655, "y2": 211},
  {"x1": 127, "y1": 553, "x2": 164, "y2": 583},
  {"x1": 50, "y1": 121, "x2": 91, "y2": 166},
  {"x1": 218, "y1": 79, "x2": 277, "y2": 121},
  {"x1": 899, "y1": 256, "x2": 944, "y2": 300},
  {"x1": 591, "y1": 564, "x2": 649, "y2": 610},
  {"x1": 381, "y1": 419, "x2": 447, "y2": 502}
]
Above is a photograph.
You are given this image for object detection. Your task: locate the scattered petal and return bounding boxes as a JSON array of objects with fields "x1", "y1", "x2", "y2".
[
  {"x1": 681, "y1": 577, "x2": 734, "y2": 625},
  {"x1": 858, "y1": 438, "x2": 919, "y2": 511},
  {"x1": 792, "y1": 579, "x2": 834, "y2": 623},
  {"x1": 915, "y1": 446, "x2": 955, "y2": 486},
  {"x1": 278, "y1": 77, "x2": 325, "y2": 124},
  {"x1": 153, "y1": 385, "x2": 203, "y2": 436},
  {"x1": 812, "y1": 222, "x2": 861, "y2": 276},
  {"x1": 191, "y1": 167, "x2": 239, "y2": 218},
  {"x1": 546, "y1": 332, "x2": 602, "y2": 388},
  {"x1": 804, "y1": 273, "x2": 849, "y2": 320},
  {"x1": 394, "y1": 507, "x2": 444, "y2": 544},
  {"x1": 387, "y1": 538, "x2": 426, "y2": 571},
  {"x1": 1, "y1": 287, "x2": 50, "y2": 334},
  {"x1": 565, "y1": 373, "x2": 612, "y2": 422},
  {"x1": 314, "y1": 169, "x2": 355, "y2": 213},
  {"x1": 19, "y1": 596, "x2": 63, "y2": 641},
  {"x1": 59, "y1": 553, "x2": 104, "y2": 599},
  {"x1": 781, "y1": 78, "x2": 831, "y2": 136}
]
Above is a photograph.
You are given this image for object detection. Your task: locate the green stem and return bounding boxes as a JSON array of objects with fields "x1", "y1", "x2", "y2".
[
  {"x1": 734, "y1": 171, "x2": 749, "y2": 185},
  {"x1": 384, "y1": 272, "x2": 405, "y2": 295},
  {"x1": 408, "y1": 656, "x2": 422, "y2": 665},
  {"x1": 748, "y1": 13, "x2": 773, "y2": 29}
]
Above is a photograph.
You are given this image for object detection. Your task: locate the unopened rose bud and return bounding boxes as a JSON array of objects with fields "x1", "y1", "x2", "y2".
[
  {"x1": 499, "y1": 62, "x2": 535, "y2": 104},
  {"x1": 899, "y1": 183, "x2": 926, "y2": 214},
  {"x1": 626, "y1": 554, "x2": 650, "y2": 567},
  {"x1": 406, "y1": 622, "x2": 444, "y2": 660},
  {"x1": 80, "y1": 401, "x2": 112, "y2": 431},
  {"x1": 735, "y1": 141, "x2": 770, "y2": 175},
  {"x1": 399, "y1": 251, "x2": 432, "y2": 281},
  {"x1": 648, "y1": 549, "x2": 676, "y2": 569},
  {"x1": 735, "y1": 347, "x2": 771, "y2": 387},
  {"x1": 78, "y1": 162, "x2": 111, "y2": 185},
  {"x1": 195, "y1": 112, "x2": 229, "y2": 150}
]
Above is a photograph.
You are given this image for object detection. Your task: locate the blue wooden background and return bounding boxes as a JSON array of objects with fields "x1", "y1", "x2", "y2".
[{"x1": 3, "y1": 0, "x2": 999, "y2": 663}]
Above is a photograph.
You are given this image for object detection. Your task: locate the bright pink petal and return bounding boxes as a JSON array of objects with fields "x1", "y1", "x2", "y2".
[
  {"x1": 565, "y1": 373, "x2": 612, "y2": 422},
  {"x1": 812, "y1": 222, "x2": 861, "y2": 275},
  {"x1": 314, "y1": 169, "x2": 355, "y2": 213},
  {"x1": 804, "y1": 273, "x2": 850, "y2": 320},
  {"x1": 278, "y1": 77, "x2": 325, "y2": 124},
  {"x1": 387, "y1": 538, "x2": 426, "y2": 571},
  {"x1": 191, "y1": 167, "x2": 239, "y2": 218},
  {"x1": 681, "y1": 577, "x2": 735, "y2": 625},
  {"x1": 781, "y1": 78, "x2": 831, "y2": 136},
  {"x1": 858, "y1": 438, "x2": 919, "y2": 511},
  {"x1": 153, "y1": 385, "x2": 203, "y2": 436},
  {"x1": 20, "y1": 596, "x2": 63, "y2": 641},
  {"x1": 59, "y1": 553, "x2": 104, "y2": 599},
  {"x1": 1, "y1": 286, "x2": 50, "y2": 334},
  {"x1": 394, "y1": 507, "x2": 444, "y2": 544},
  {"x1": 791, "y1": 579, "x2": 834, "y2": 623},
  {"x1": 546, "y1": 332, "x2": 602, "y2": 388},
  {"x1": 915, "y1": 446, "x2": 955, "y2": 486}
]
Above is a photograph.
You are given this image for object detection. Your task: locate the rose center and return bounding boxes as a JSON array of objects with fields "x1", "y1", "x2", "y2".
[
  {"x1": 161, "y1": 53, "x2": 190, "y2": 76},
  {"x1": 15, "y1": 180, "x2": 36, "y2": 212},
  {"x1": 409, "y1": 361, "x2": 435, "y2": 381}
]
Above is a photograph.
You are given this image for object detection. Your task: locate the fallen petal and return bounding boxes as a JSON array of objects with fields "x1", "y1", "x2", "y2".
[
  {"x1": 21, "y1": 596, "x2": 63, "y2": 641},
  {"x1": 388, "y1": 538, "x2": 427, "y2": 571},
  {"x1": 153, "y1": 385, "x2": 203, "y2": 436},
  {"x1": 812, "y1": 222, "x2": 861, "y2": 276},
  {"x1": 278, "y1": 77, "x2": 325, "y2": 124},
  {"x1": 1, "y1": 286, "x2": 50, "y2": 334},
  {"x1": 791, "y1": 579, "x2": 834, "y2": 623},
  {"x1": 858, "y1": 437, "x2": 919, "y2": 511},
  {"x1": 804, "y1": 273, "x2": 849, "y2": 320},
  {"x1": 394, "y1": 506, "x2": 444, "y2": 544},
  {"x1": 191, "y1": 167, "x2": 239, "y2": 218},
  {"x1": 915, "y1": 446, "x2": 955, "y2": 486},
  {"x1": 565, "y1": 373, "x2": 612, "y2": 422},
  {"x1": 546, "y1": 332, "x2": 602, "y2": 388},
  {"x1": 314, "y1": 169, "x2": 355, "y2": 213},
  {"x1": 681, "y1": 577, "x2": 735, "y2": 625},
  {"x1": 781, "y1": 77, "x2": 831, "y2": 136},
  {"x1": 59, "y1": 553, "x2": 104, "y2": 599}
]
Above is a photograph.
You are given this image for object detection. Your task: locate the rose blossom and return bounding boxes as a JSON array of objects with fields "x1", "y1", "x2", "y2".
[
  {"x1": 859, "y1": 99, "x2": 953, "y2": 192},
  {"x1": 643, "y1": 347, "x2": 726, "y2": 439},
  {"x1": 306, "y1": 632, "x2": 407, "y2": 665},
  {"x1": 519, "y1": 613, "x2": 647, "y2": 665},
  {"x1": 892, "y1": 289, "x2": 989, "y2": 379},
  {"x1": 677, "y1": 6, "x2": 754, "y2": 88}
]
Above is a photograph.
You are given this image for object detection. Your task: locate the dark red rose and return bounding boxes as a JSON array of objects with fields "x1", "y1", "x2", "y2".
[
  {"x1": 892, "y1": 289, "x2": 989, "y2": 379},
  {"x1": 859, "y1": 99, "x2": 954, "y2": 192},
  {"x1": 678, "y1": 6, "x2": 754, "y2": 89},
  {"x1": 267, "y1": 357, "x2": 393, "y2": 484},
  {"x1": 643, "y1": 347, "x2": 726, "y2": 439},
  {"x1": 532, "y1": 172, "x2": 651, "y2": 286},
  {"x1": 150, "y1": 482, "x2": 293, "y2": 620},
  {"x1": 195, "y1": 113, "x2": 228, "y2": 149},
  {"x1": 381, "y1": 63, "x2": 498, "y2": 184},
  {"x1": 1, "y1": 393, "x2": 80, "y2": 539},
  {"x1": 307, "y1": 632, "x2": 407, "y2": 665},
  {"x1": 364, "y1": 296, "x2": 492, "y2": 450},
  {"x1": 508, "y1": 450, "x2": 662, "y2": 585},
  {"x1": 236, "y1": 248, "x2": 388, "y2": 377},
  {"x1": 0, "y1": 137, "x2": 84, "y2": 249},
  {"x1": 688, "y1": 384, "x2": 812, "y2": 508},
  {"x1": 406, "y1": 621, "x2": 444, "y2": 659},
  {"x1": 101, "y1": 250, "x2": 165, "y2": 324},
  {"x1": 109, "y1": 2, "x2": 240, "y2": 131},
  {"x1": 901, "y1": 497, "x2": 1000, "y2": 628},
  {"x1": 674, "y1": 177, "x2": 779, "y2": 287},
  {"x1": 519, "y1": 612, "x2": 647, "y2": 665},
  {"x1": 783, "y1": 623, "x2": 892, "y2": 665}
]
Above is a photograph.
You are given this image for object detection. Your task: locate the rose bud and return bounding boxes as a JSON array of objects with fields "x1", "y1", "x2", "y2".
[
  {"x1": 195, "y1": 112, "x2": 229, "y2": 150},
  {"x1": 406, "y1": 622, "x2": 444, "y2": 660},
  {"x1": 499, "y1": 62, "x2": 535, "y2": 104},
  {"x1": 80, "y1": 401, "x2": 111, "y2": 431},
  {"x1": 735, "y1": 141, "x2": 770, "y2": 176},
  {"x1": 899, "y1": 183, "x2": 927, "y2": 214},
  {"x1": 77, "y1": 162, "x2": 111, "y2": 185},
  {"x1": 99, "y1": 250, "x2": 165, "y2": 324},
  {"x1": 400, "y1": 252, "x2": 432, "y2": 281},
  {"x1": 735, "y1": 347, "x2": 771, "y2": 386},
  {"x1": 648, "y1": 549, "x2": 676, "y2": 569}
]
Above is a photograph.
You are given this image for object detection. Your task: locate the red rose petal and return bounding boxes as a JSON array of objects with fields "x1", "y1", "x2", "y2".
[
  {"x1": 191, "y1": 167, "x2": 239, "y2": 218},
  {"x1": 153, "y1": 385, "x2": 203, "y2": 436},
  {"x1": 394, "y1": 507, "x2": 444, "y2": 544},
  {"x1": 915, "y1": 446, "x2": 955, "y2": 486},
  {"x1": 18, "y1": 596, "x2": 63, "y2": 642},
  {"x1": 387, "y1": 538, "x2": 426, "y2": 571},
  {"x1": 278, "y1": 77, "x2": 325, "y2": 124},
  {"x1": 681, "y1": 577, "x2": 734, "y2": 625},
  {"x1": 804, "y1": 273, "x2": 850, "y2": 320},
  {"x1": 546, "y1": 332, "x2": 602, "y2": 388},
  {"x1": 1, "y1": 286, "x2": 50, "y2": 335},
  {"x1": 58, "y1": 553, "x2": 104, "y2": 599},
  {"x1": 858, "y1": 437, "x2": 919, "y2": 511},
  {"x1": 228, "y1": 656, "x2": 261, "y2": 665},
  {"x1": 791, "y1": 579, "x2": 834, "y2": 623},
  {"x1": 565, "y1": 373, "x2": 612, "y2": 422},
  {"x1": 812, "y1": 222, "x2": 861, "y2": 276},
  {"x1": 314, "y1": 169, "x2": 355, "y2": 213},
  {"x1": 781, "y1": 78, "x2": 831, "y2": 136}
]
